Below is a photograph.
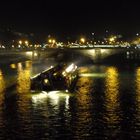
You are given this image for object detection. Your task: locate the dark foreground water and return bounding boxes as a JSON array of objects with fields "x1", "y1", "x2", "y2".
[{"x1": 0, "y1": 60, "x2": 140, "y2": 139}]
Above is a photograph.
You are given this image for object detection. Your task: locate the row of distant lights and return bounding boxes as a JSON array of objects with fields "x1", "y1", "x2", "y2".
[{"x1": 0, "y1": 45, "x2": 5, "y2": 49}]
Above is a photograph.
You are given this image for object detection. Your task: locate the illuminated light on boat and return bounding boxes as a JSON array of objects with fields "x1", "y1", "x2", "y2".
[
  {"x1": 26, "y1": 51, "x2": 33, "y2": 56},
  {"x1": 62, "y1": 71, "x2": 66, "y2": 76},
  {"x1": 31, "y1": 63, "x2": 78, "y2": 92},
  {"x1": 80, "y1": 73, "x2": 105, "y2": 77},
  {"x1": 44, "y1": 79, "x2": 49, "y2": 84},
  {"x1": 65, "y1": 63, "x2": 77, "y2": 73},
  {"x1": 10, "y1": 63, "x2": 16, "y2": 69},
  {"x1": 31, "y1": 73, "x2": 40, "y2": 79}
]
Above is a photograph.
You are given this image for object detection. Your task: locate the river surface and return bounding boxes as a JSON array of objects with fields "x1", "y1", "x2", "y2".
[{"x1": 0, "y1": 60, "x2": 140, "y2": 139}]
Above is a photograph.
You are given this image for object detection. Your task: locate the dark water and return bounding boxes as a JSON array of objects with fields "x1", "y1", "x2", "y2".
[{"x1": 0, "y1": 61, "x2": 140, "y2": 139}]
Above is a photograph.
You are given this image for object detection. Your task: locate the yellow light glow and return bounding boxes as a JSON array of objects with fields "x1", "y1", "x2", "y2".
[
  {"x1": 62, "y1": 71, "x2": 66, "y2": 76},
  {"x1": 48, "y1": 39, "x2": 52, "y2": 43},
  {"x1": 135, "y1": 67, "x2": 140, "y2": 120},
  {"x1": 0, "y1": 70, "x2": 5, "y2": 93},
  {"x1": 80, "y1": 38, "x2": 85, "y2": 43},
  {"x1": 52, "y1": 39, "x2": 56, "y2": 44},
  {"x1": 25, "y1": 41, "x2": 29, "y2": 45},
  {"x1": 19, "y1": 40, "x2": 22, "y2": 45},
  {"x1": 75, "y1": 75, "x2": 93, "y2": 134},
  {"x1": 109, "y1": 37, "x2": 115, "y2": 42},
  {"x1": 44, "y1": 79, "x2": 49, "y2": 84},
  {"x1": 17, "y1": 68, "x2": 31, "y2": 93},
  {"x1": 10, "y1": 64, "x2": 16, "y2": 69},
  {"x1": 26, "y1": 51, "x2": 33, "y2": 56},
  {"x1": 105, "y1": 67, "x2": 120, "y2": 124},
  {"x1": 34, "y1": 52, "x2": 38, "y2": 56},
  {"x1": 80, "y1": 73, "x2": 105, "y2": 77},
  {"x1": 65, "y1": 63, "x2": 76, "y2": 73},
  {"x1": 25, "y1": 61, "x2": 32, "y2": 69}
]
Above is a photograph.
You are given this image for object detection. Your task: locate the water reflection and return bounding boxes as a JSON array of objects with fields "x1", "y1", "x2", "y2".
[
  {"x1": 1, "y1": 61, "x2": 140, "y2": 139},
  {"x1": 16, "y1": 61, "x2": 32, "y2": 114},
  {"x1": 0, "y1": 69, "x2": 5, "y2": 133},
  {"x1": 16, "y1": 61, "x2": 32, "y2": 93},
  {"x1": 32, "y1": 91, "x2": 70, "y2": 110},
  {"x1": 105, "y1": 67, "x2": 120, "y2": 126},
  {"x1": 77, "y1": 67, "x2": 93, "y2": 108},
  {"x1": 135, "y1": 67, "x2": 140, "y2": 121},
  {"x1": 15, "y1": 61, "x2": 33, "y2": 139},
  {"x1": 0, "y1": 70, "x2": 5, "y2": 93},
  {"x1": 77, "y1": 77, "x2": 93, "y2": 102},
  {"x1": 31, "y1": 91, "x2": 72, "y2": 139},
  {"x1": 73, "y1": 67, "x2": 94, "y2": 139}
]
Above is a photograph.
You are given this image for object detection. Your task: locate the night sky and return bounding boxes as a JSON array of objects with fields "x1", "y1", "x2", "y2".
[{"x1": 0, "y1": 0, "x2": 140, "y2": 41}]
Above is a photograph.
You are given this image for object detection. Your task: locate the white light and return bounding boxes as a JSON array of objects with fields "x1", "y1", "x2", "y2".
[
  {"x1": 44, "y1": 79, "x2": 49, "y2": 84},
  {"x1": 48, "y1": 92, "x2": 59, "y2": 105},
  {"x1": 31, "y1": 73, "x2": 40, "y2": 79},
  {"x1": 65, "y1": 63, "x2": 77, "y2": 73},
  {"x1": 65, "y1": 89, "x2": 68, "y2": 92},
  {"x1": 47, "y1": 91, "x2": 70, "y2": 106},
  {"x1": 80, "y1": 73, "x2": 105, "y2": 77},
  {"x1": 26, "y1": 51, "x2": 33, "y2": 56},
  {"x1": 62, "y1": 71, "x2": 66, "y2": 76},
  {"x1": 31, "y1": 91, "x2": 70, "y2": 108},
  {"x1": 47, "y1": 91, "x2": 60, "y2": 95},
  {"x1": 65, "y1": 95, "x2": 69, "y2": 109},
  {"x1": 32, "y1": 92, "x2": 48, "y2": 103},
  {"x1": 34, "y1": 52, "x2": 38, "y2": 56}
]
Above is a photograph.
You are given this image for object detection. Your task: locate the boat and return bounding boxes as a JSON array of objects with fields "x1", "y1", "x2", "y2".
[{"x1": 30, "y1": 63, "x2": 78, "y2": 92}]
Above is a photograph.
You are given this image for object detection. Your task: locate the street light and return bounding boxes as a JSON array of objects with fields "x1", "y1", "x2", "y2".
[
  {"x1": 52, "y1": 39, "x2": 56, "y2": 44},
  {"x1": 80, "y1": 38, "x2": 85, "y2": 44},
  {"x1": 25, "y1": 41, "x2": 29, "y2": 46},
  {"x1": 48, "y1": 39, "x2": 52, "y2": 43},
  {"x1": 109, "y1": 36, "x2": 117, "y2": 44},
  {"x1": 109, "y1": 37, "x2": 115, "y2": 42},
  {"x1": 19, "y1": 40, "x2": 22, "y2": 45}
]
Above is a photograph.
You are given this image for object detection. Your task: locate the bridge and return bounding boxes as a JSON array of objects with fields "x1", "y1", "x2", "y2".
[{"x1": 0, "y1": 48, "x2": 140, "y2": 64}]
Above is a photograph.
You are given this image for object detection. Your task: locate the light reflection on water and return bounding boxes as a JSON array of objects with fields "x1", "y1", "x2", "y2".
[
  {"x1": 16, "y1": 61, "x2": 32, "y2": 93},
  {"x1": 73, "y1": 67, "x2": 94, "y2": 139},
  {"x1": 0, "y1": 70, "x2": 5, "y2": 132},
  {"x1": 103, "y1": 67, "x2": 122, "y2": 139},
  {"x1": 15, "y1": 61, "x2": 33, "y2": 139},
  {"x1": 0, "y1": 70, "x2": 5, "y2": 93},
  {"x1": 0, "y1": 62, "x2": 140, "y2": 139},
  {"x1": 31, "y1": 91, "x2": 70, "y2": 109},
  {"x1": 105, "y1": 67, "x2": 120, "y2": 125},
  {"x1": 135, "y1": 68, "x2": 140, "y2": 123}
]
